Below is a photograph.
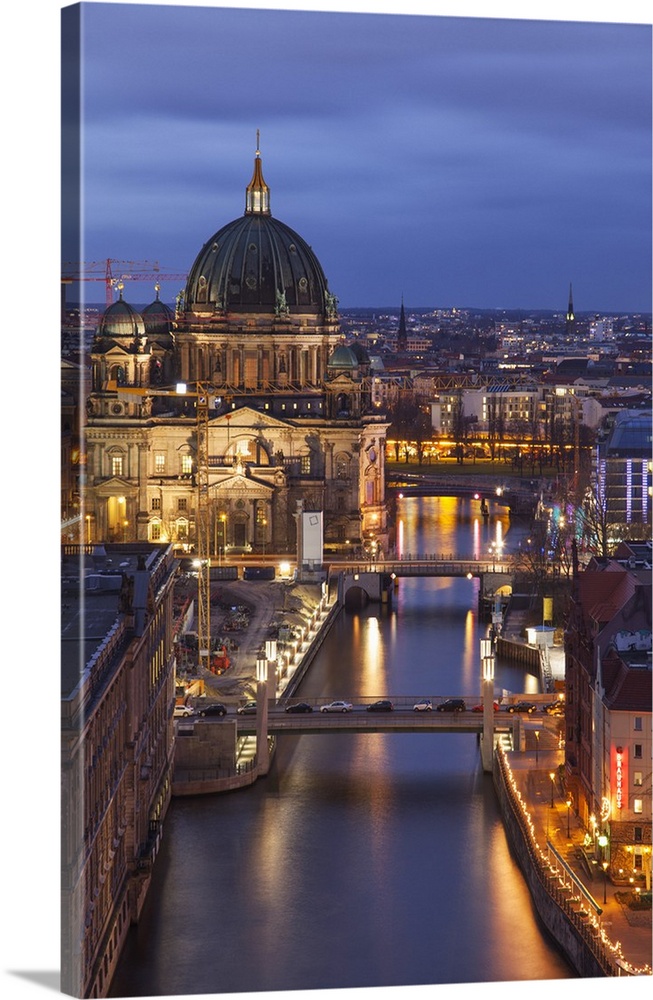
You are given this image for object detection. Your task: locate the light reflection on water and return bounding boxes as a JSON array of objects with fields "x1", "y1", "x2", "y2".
[{"x1": 108, "y1": 497, "x2": 575, "y2": 997}]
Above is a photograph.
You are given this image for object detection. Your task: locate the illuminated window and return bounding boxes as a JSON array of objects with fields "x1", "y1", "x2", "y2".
[
  {"x1": 634, "y1": 771, "x2": 643, "y2": 786},
  {"x1": 155, "y1": 454, "x2": 165, "y2": 473},
  {"x1": 634, "y1": 799, "x2": 643, "y2": 814},
  {"x1": 112, "y1": 456, "x2": 123, "y2": 476},
  {"x1": 151, "y1": 522, "x2": 161, "y2": 540},
  {"x1": 181, "y1": 455, "x2": 193, "y2": 474}
]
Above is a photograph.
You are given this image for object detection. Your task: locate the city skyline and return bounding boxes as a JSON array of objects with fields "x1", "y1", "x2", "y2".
[{"x1": 63, "y1": 2, "x2": 652, "y2": 314}]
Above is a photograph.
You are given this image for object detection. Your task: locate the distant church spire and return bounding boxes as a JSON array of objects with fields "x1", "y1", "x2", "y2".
[
  {"x1": 245, "y1": 131, "x2": 270, "y2": 215},
  {"x1": 397, "y1": 296, "x2": 408, "y2": 353},
  {"x1": 566, "y1": 282, "x2": 575, "y2": 337}
]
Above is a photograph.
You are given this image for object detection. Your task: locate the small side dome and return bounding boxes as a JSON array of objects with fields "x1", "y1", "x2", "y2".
[
  {"x1": 142, "y1": 287, "x2": 174, "y2": 336},
  {"x1": 327, "y1": 345, "x2": 359, "y2": 371},
  {"x1": 99, "y1": 291, "x2": 145, "y2": 340}
]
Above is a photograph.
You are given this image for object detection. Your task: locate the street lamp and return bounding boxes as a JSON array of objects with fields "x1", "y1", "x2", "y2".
[
  {"x1": 534, "y1": 729, "x2": 540, "y2": 765},
  {"x1": 602, "y1": 861, "x2": 609, "y2": 904},
  {"x1": 566, "y1": 798, "x2": 572, "y2": 839},
  {"x1": 549, "y1": 771, "x2": 556, "y2": 807}
]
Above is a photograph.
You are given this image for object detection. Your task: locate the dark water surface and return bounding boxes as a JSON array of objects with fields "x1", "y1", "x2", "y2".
[{"x1": 109, "y1": 498, "x2": 574, "y2": 997}]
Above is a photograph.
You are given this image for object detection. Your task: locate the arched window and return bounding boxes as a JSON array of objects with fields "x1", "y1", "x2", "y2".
[{"x1": 335, "y1": 453, "x2": 351, "y2": 480}]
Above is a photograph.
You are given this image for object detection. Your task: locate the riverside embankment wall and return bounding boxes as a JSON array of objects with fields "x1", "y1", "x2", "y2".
[{"x1": 493, "y1": 748, "x2": 617, "y2": 978}]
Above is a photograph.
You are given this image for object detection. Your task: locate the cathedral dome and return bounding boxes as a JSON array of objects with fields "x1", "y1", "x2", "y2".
[
  {"x1": 99, "y1": 291, "x2": 145, "y2": 340},
  {"x1": 184, "y1": 146, "x2": 336, "y2": 320}
]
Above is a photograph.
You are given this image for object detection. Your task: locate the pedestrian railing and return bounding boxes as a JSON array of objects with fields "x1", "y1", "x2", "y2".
[{"x1": 494, "y1": 746, "x2": 650, "y2": 977}]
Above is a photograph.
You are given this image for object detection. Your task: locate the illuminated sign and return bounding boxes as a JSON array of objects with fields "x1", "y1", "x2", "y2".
[{"x1": 613, "y1": 746, "x2": 627, "y2": 811}]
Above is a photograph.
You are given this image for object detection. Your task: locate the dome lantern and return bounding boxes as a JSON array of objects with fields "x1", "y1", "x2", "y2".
[{"x1": 245, "y1": 131, "x2": 270, "y2": 216}]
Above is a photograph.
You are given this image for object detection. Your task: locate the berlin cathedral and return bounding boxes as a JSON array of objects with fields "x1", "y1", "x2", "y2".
[{"x1": 80, "y1": 145, "x2": 390, "y2": 561}]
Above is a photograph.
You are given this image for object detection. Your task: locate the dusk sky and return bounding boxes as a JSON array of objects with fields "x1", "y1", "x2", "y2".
[{"x1": 63, "y1": 0, "x2": 652, "y2": 314}]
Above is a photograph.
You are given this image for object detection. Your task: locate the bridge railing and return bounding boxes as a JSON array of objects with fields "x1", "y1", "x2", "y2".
[{"x1": 326, "y1": 555, "x2": 513, "y2": 575}]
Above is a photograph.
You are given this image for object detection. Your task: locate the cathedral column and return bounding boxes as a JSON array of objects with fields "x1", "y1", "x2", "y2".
[{"x1": 137, "y1": 443, "x2": 150, "y2": 540}]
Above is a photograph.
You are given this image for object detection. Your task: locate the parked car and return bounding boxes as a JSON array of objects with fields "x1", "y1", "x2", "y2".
[
  {"x1": 285, "y1": 702, "x2": 313, "y2": 713},
  {"x1": 505, "y1": 701, "x2": 537, "y2": 714},
  {"x1": 366, "y1": 699, "x2": 394, "y2": 712},
  {"x1": 471, "y1": 701, "x2": 500, "y2": 712},
  {"x1": 436, "y1": 699, "x2": 466, "y2": 713},
  {"x1": 413, "y1": 699, "x2": 432, "y2": 712},
  {"x1": 173, "y1": 703, "x2": 194, "y2": 718},
  {"x1": 543, "y1": 701, "x2": 565, "y2": 716},
  {"x1": 198, "y1": 703, "x2": 227, "y2": 717},
  {"x1": 237, "y1": 701, "x2": 258, "y2": 715},
  {"x1": 320, "y1": 700, "x2": 353, "y2": 713}
]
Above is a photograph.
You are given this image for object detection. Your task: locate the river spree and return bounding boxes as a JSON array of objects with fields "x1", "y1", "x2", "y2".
[{"x1": 109, "y1": 497, "x2": 575, "y2": 997}]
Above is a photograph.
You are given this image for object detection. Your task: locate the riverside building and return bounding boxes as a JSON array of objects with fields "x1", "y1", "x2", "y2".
[{"x1": 61, "y1": 543, "x2": 178, "y2": 998}]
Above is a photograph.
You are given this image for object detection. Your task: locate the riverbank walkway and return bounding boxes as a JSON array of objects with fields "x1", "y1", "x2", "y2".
[{"x1": 506, "y1": 744, "x2": 651, "y2": 976}]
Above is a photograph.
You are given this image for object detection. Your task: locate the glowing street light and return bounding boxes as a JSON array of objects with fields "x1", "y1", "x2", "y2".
[
  {"x1": 534, "y1": 729, "x2": 540, "y2": 765},
  {"x1": 566, "y1": 798, "x2": 572, "y2": 839},
  {"x1": 549, "y1": 771, "x2": 556, "y2": 807},
  {"x1": 602, "y1": 861, "x2": 609, "y2": 904}
]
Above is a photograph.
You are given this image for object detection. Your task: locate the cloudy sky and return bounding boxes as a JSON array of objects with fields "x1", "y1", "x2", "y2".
[{"x1": 61, "y1": 1, "x2": 652, "y2": 314}]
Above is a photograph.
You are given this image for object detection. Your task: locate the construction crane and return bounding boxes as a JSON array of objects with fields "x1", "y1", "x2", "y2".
[{"x1": 61, "y1": 259, "x2": 188, "y2": 308}]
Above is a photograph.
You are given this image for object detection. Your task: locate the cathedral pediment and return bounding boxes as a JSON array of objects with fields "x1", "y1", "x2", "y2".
[
  {"x1": 210, "y1": 406, "x2": 293, "y2": 431},
  {"x1": 213, "y1": 472, "x2": 274, "y2": 495},
  {"x1": 95, "y1": 476, "x2": 136, "y2": 496},
  {"x1": 325, "y1": 373, "x2": 357, "y2": 389}
]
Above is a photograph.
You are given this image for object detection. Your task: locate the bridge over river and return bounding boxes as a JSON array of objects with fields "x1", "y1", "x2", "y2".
[
  {"x1": 233, "y1": 702, "x2": 518, "y2": 738},
  {"x1": 386, "y1": 473, "x2": 539, "y2": 515},
  {"x1": 326, "y1": 555, "x2": 512, "y2": 579}
]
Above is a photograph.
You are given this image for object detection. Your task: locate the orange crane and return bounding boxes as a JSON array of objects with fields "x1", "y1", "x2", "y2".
[{"x1": 61, "y1": 259, "x2": 187, "y2": 308}]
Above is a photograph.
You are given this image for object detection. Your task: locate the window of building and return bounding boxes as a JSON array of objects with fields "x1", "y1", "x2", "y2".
[
  {"x1": 301, "y1": 455, "x2": 311, "y2": 475},
  {"x1": 112, "y1": 456, "x2": 123, "y2": 477},
  {"x1": 634, "y1": 852, "x2": 643, "y2": 869},
  {"x1": 634, "y1": 717, "x2": 642, "y2": 731},
  {"x1": 151, "y1": 497, "x2": 161, "y2": 510},
  {"x1": 151, "y1": 522, "x2": 161, "y2": 541},
  {"x1": 155, "y1": 454, "x2": 165, "y2": 474},
  {"x1": 634, "y1": 744, "x2": 643, "y2": 759},
  {"x1": 634, "y1": 771, "x2": 643, "y2": 786},
  {"x1": 181, "y1": 455, "x2": 193, "y2": 475},
  {"x1": 634, "y1": 827, "x2": 643, "y2": 842},
  {"x1": 633, "y1": 799, "x2": 643, "y2": 814},
  {"x1": 178, "y1": 498, "x2": 187, "y2": 511}
]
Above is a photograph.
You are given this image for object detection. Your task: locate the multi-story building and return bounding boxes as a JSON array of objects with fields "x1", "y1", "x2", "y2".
[
  {"x1": 595, "y1": 408, "x2": 652, "y2": 535},
  {"x1": 80, "y1": 146, "x2": 390, "y2": 558},
  {"x1": 61, "y1": 543, "x2": 178, "y2": 998},
  {"x1": 564, "y1": 547, "x2": 652, "y2": 888}
]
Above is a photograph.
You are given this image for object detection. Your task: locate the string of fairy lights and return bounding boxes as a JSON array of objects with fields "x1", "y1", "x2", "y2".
[{"x1": 496, "y1": 745, "x2": 651, "y2": 978}]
